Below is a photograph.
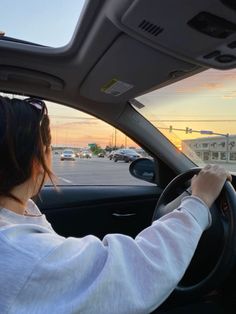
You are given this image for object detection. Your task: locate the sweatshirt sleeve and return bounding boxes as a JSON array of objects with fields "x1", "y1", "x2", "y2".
[{"x1": 12, "y1": 196, "x2": 210, "y2": 314}]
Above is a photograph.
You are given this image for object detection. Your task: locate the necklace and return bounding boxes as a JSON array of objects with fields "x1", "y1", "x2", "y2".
[
  {"x1": 0, "y1": 204, "x2": 41, "y2": 217},
  {"x1": 24, "y1": 208, "x2": 41, "y2": 217},
  {"x1": 24, "y1": 209, "x2": 29, "y2": 215}
]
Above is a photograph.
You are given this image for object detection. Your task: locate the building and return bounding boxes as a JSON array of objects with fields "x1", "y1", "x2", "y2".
[{"x1": 182, "y1": 135, "x2": 236, "y2": 163}]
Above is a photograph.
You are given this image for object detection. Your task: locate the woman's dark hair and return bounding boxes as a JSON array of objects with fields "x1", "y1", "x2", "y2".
[{"x1": 0, "y1": 96, "x2": 53, "y2": 203}]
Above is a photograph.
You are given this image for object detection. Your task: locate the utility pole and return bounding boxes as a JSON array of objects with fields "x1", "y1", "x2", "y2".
[
  {"x1": 226, "y1": 133, "x2": 229, "y2": 163},
  {"x1": 111, "y1": 133, "x2": 114, "y2": 147},
  {"x1": 114, "y1": 128, "x2": 117, "y2": 149},
  {"x1": 125, "y1": 135, "x2": 127, "y2": 148}
]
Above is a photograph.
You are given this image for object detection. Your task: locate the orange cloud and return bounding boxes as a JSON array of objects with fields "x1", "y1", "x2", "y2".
[
  {"x1": 176, "y1": 82, "x2": 224, "y2": 93},
  {"x1": 50, "y1": 121, "x2": 136, "y2": 148},
  {"x1": 175, "y1": 68, "x2": 236, "y2": 94},
  {"x1": 222, "y1": 91, "x2": 236, "y2": 100}
]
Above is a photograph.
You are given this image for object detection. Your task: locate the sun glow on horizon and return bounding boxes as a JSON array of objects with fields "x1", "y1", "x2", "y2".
[
  {"x1": 136, "y1": 68, "x2": 236, "y2": 148},
  {"x1": 47, "y1": 103, "x2": 137, "y2": 148}
]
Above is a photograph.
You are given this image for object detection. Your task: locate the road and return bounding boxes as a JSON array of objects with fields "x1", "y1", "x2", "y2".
[
  {"x1": 50, "y1": 156, "x2": 154, "y2": 186},
  {"x1": 49, "y1": 156, "x2": 236, "y2": 186}
]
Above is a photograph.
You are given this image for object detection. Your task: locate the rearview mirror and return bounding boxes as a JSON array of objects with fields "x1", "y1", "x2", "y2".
[{"x1": 129, "y1": 158, "x2": 155, "y2": 183}]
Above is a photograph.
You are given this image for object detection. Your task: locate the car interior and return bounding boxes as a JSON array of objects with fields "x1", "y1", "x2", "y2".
[{"x1": 1, "y1": 0, "x2": 236, "y2": 313}]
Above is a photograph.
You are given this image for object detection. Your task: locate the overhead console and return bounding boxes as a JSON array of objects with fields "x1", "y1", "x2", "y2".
[{"x1": 108, "y1": 0, "x2": 236, "y2": 69}]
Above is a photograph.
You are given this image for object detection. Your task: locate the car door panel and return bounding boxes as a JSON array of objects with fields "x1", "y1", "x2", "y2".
[{"x1": 37, "y1": 185, "x2": 162, "y2": 239}]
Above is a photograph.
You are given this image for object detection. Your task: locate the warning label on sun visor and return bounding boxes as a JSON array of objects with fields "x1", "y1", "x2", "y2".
[{"x1": 101, "y1": 79, "x2": 134, "y2": 96}]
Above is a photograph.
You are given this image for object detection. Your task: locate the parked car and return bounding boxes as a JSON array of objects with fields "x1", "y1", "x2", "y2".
[
  {"x1": 1, "y1": 0, "x2": 236, "y2": 313},
  {"x1": 113, "y1": 149, "x2": 141, "y2": 162},
  {"x1": 60, "y1": 150, "x2": 76, "y2": 161}
]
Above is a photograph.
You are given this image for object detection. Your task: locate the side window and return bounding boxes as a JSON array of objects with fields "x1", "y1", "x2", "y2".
[{"x1": 47, "y1": 102, "x2": 153, "y2": 186}]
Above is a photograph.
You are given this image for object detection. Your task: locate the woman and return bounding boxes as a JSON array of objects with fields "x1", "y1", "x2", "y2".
[{"x1": 0, "y1": 96, "x2": 230, "y2": 314}]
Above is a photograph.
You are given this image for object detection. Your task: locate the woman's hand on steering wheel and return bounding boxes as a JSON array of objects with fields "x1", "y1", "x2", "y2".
[
  {"x1": 191, "y1": 164, "x2": 232, "y2": 208},
  {"x1": 153, "y1": 165, "x2": 236, "y2": 296}
]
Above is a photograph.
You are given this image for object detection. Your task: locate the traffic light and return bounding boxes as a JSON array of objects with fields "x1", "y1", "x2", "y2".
[
  {"x1": 169, "y1": 125, "x2": 173, "y2": 132},
  {"x1": 185, "y1": 127, "x2": 189, "y2": 134}
]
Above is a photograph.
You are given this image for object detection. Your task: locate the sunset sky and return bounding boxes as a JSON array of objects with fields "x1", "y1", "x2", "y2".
[
  {"x1": 46, "y1": 103, "x2": 136, "y2": 148},
  {"x1": 137, "y1": 68, "x2": 236, "y2": 148}
]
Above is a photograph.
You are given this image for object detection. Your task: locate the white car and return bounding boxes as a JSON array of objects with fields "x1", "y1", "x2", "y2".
[
  {"x1": 60, "y1": 150, "x2": 76, "y2": 161},
  {"x1": 79, "y1": 151, "x2": 92, "y2": 158}
]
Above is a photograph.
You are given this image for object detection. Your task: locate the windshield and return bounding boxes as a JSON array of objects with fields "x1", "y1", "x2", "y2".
[{"x1": 134, "y1": 68, "x2": 236, "y2": 172}]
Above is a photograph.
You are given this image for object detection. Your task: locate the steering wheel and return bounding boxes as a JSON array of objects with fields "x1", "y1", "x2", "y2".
[{"x1": 152, "y1": 168, "x2": 236, "y2": 297}]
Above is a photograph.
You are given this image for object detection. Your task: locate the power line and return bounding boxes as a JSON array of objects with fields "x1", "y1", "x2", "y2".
[
  {"x1": 49, "y1": 115, "x2": 95, "y2": 120},
  {"x1": 151, "y1": 120, "x2": 236, "y2": 122}
]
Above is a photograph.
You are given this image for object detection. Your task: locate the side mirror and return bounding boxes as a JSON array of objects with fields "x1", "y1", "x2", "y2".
[{"x1": 129, "y1": 158, "x2": 156, "y2": 183}]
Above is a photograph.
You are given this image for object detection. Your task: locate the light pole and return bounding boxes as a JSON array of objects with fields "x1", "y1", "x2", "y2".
[
  {"x1": 114, "y1": 128, "x2": 117, "y2": 149},
  {"x1": 111, "y1": 133, "x2": 114, "y2": 147},
  {"x1": 226, "y1": 133, "x2": 229, "y2": 163},
  {"x1": 125, "y1": 135, "x2": 127, "y2": 148}
]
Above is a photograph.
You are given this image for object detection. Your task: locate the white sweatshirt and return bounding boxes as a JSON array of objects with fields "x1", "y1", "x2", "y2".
[{"x1": 0, "y1": 196, "x2": 210, "y2": 314}]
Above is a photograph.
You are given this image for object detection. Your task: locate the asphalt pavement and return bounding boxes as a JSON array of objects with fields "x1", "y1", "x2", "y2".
[
  {"x1": 48, "y1": 155, "x2": 236, "y2": 186},
  {"x1": 50, "y1": 156, "x2": 154, "y2": 186}
]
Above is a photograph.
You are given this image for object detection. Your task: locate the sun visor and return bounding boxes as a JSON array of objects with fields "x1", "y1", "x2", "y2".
[{"x1": 80, "y1": 35, "x2": 198, "y2": 103}]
